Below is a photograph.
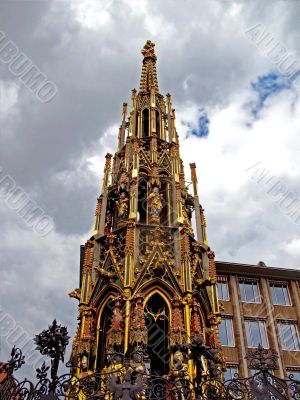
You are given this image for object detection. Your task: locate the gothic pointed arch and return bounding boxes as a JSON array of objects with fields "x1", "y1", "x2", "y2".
[
  {"x1": 143, "y1": 291, "x2": 170, "y2": 375},
  {"x1": 95, "y1": 296, "x2": 114, "y2": 370},
  {"x1": 137, "y1": 279, "x2": 179, "y2": 308}
]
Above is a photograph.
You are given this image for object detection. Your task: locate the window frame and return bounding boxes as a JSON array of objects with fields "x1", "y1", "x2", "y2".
[
  {"x1": 224, "y1": 364, "x2": 239, "y2": 381},
  {"x1": 219, "y1": 317, "x2": 235, "y2": 347},
  {"x1": 270, "y1": 282, "x2": 292, "y2": 306},
  {"x1": 217, "y1": 276, "x2": 230, "y2": 301},
  {"x1": 245, "y1": 319, "x2": 269, "y2": 349},
  {"x1": 278, "y1": 321, "x2": 300, "y2": 351},
  {"x1": 286, "y1": 368, "x2": 300, "y2": 381},
  {"x1": 239, "y1": 279, "x2": 261, "y2": 304}
]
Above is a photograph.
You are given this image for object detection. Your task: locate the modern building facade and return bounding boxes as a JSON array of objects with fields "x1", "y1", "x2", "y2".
[{"x1": 216, "y1": 261, "x2": 300, "y2": 380}]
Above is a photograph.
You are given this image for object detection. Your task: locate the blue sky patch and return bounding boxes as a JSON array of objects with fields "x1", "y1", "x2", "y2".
[
  {"x1": 248, "y1": 72, "x2": 292, "y2": 117},
  {"x1": 191, "y1": 111, "x2": 209, "y2": 137}
]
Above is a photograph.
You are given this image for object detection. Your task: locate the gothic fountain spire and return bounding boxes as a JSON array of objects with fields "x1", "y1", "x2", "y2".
[
  {"x1": 139, "y1": 40, "x2": 159, "y2": 94},
  {"x1": 69, "y1": 40, "x2": 223, "y2": 388}
]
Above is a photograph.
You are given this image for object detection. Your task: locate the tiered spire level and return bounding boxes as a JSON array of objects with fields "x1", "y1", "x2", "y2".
[
  {"x1": 70, "y1": 40, "x2": 223, "y2": 383},
  {"x1": 139, "y1": 40, "x2": 159, "y2": 93}
]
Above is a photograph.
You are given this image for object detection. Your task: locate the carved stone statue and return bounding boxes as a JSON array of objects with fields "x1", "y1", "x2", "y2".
[
  {"x1": 181, "y1": 188, "x2": 194, "y2": 235},
  {"x1": 164, "y1": 350, "x2": 190, "y2": 400},
  {"x1": 107, "y1": 298, "x2": 125, "y2": 349},
  {"x1": 119, "y1": 169, "x2": 129, "y2": 192},
  {"x1": 129, "y1": 352, "x2": 149, "y2": 400},
  {"x1": 116, "y1": 192, "x2": 129, "y2": 223},
  {"x1": 100, "y1": 352, "x2": 125, "y2": 399},
  {"x1": 147, "y1": 187, "x2": 163, "y2": 224},
  {"x1": 80, "y1": 355, "x2": 93, "y2": 378},
  {"x1": 183, "y1": 333, "x2": 221, "y2": 382},
  {"x1": 104, "y1": 210, "x2": 113, "y2": 235},
  {"x1": 172, "y1": 351, "x2": 190, "y2": 379}
]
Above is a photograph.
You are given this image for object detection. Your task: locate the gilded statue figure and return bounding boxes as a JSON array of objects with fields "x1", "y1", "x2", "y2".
[
  {"x1": 104, "y1": 210, "x2": 112, "y2": 235},
  {"x1": 164, "y1": 351, "x2": 190, "y2": 400},
  {"x1": 119, "y1": 169, "x2": 129, "y2": 191},
  {"x1": 147, "y1": 187, "x2": 163, "y2": 223},
  {"x1": 129, "y1": 352, "x2": 149, "y2": 400},
  {"x1": 116, "y1": 192, "x2": 129, "y2": 221}
]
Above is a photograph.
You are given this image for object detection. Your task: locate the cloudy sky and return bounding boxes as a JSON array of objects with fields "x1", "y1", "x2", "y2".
[{"x1": 1, "y1": 0, "x2": 300, "y2": 377}]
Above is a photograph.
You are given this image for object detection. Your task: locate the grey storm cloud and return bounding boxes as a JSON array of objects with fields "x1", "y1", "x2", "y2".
[{"x1": 1, "y1": 0, "x2": 300, "y2": 378}]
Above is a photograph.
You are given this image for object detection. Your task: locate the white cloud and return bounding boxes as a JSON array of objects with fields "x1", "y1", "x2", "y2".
[
  {"x1": 178, "y1": 79, "x2": 300, "y2": 268},
  {"x1": 70, "y1": 0, "x2": 113, "y2": 29},
  {"x1": 0, "y1": 81, "x2": 19, "y2": 121},
  {"x1": 283, "y1": 238, "x2": 300, "y2": 258}
]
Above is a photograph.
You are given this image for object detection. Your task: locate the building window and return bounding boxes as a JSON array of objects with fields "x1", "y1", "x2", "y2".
[
  {"x1": 218, "y1": 276, "x2": 229, "y2": 301},
  {"x1": 286, "y1": 369, "x2": 300, "y2": 396},
  {"x1": 219, "y1": 317, "x2": 235, "y2": 347},
  {"x1": 224, "y1": 365, "x2": 238, "y2": 381},
  {"x1": 245, "y1": 320, "x2": 268, "y2": 348},
  {"x1": 286, "y1": 369, "x2": 300, "y2": 380},
  {"x1": 250, "y1": 369, "x2": 275, "y2": 385},
  {"x1": 278, "y1": 322, "x2": 300, "y2": 351},
  {"x1": 239, "y1": 280, "x2": 260, "y2": 303},
  {"x1": 270, "y1": 282, "x2": 291, "y2": 306},
  {"x1": 251, "y1": 368, "x2": 274, "y2": 376}
]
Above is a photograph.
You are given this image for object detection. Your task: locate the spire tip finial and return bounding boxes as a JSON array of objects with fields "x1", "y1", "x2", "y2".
[{"x1": 141, "y1": 40, "x2": 157, "y2": 62}]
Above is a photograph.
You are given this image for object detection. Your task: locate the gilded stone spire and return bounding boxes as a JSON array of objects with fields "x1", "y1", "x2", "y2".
[
  {"x1": 70, "y1": 41, "x2": 223, "y2": 383},
  {"x1": 139, "y1": 40, "x2": 159, "y2": 93}
]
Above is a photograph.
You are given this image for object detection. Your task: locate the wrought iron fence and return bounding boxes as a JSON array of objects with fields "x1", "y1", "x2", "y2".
[{"x1": 1, "y1": 321, "x2": 300, "y2": 399}]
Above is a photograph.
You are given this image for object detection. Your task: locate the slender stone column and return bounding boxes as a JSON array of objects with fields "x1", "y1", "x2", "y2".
[
  {"x1": 120, "y1": 102, "x2": 127, "y2": 147},
  {"x1": 128, "y1": 89, "x2": 137, "y2": 137},
  {"x1": 124, "y1": 298, "x2": 131, "y2": 354},
  {"x1": 230, "y1": 275, "x2": 248, "y2": 377},
  {"x1": 291, "y1": 281, "x2": 300, "y2": 322},
  {"x1": 166, "y1": 93, "x2": 172, "y2": 142},
  {"x1": 94, "y1": 153, "x2": 112, "y2": 236},
  {"x1": 183, "y1": 295, "x2": 194, "y2": 379},
  {"x1": 190, "y1": 163, "x2": 205, "y2": 243}
]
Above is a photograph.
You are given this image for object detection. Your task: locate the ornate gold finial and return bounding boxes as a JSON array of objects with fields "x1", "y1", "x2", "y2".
[
  {"x1": 141, "y1": 40, "x2": 157, "y2": 62},
  {"x1": 139, "y1": 40, "x2": 159, "y2": 92}
]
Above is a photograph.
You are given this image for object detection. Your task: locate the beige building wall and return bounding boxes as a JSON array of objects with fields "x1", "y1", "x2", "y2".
[{"x1": 216, "y1": 261, "x2": 300, "y2": 379}]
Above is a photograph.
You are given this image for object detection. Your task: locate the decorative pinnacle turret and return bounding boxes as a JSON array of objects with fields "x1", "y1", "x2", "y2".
[
  {"x1": 141, "y1": 40, "x2": 157, "y2": 62},
  {"x1": 139, "y1": 40, "x2": 159, "y2": 93}
]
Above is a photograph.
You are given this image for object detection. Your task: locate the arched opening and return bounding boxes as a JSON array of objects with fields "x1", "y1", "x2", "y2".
[
  {"x1": 145, "y1": 293, "x2": 170, "y2": 375},
  {"x1": 142, "y1": 108, "x2": 149, "y2": 137},
  {"x1": 138, "y1": 178, "x2": 148, "y2": 223},
  {"x1": 96, "y1": 298, "x2": 114, "y2": 371},
  {"x1": 156, "y1": 110, "x2": 160, "y2": 138}
]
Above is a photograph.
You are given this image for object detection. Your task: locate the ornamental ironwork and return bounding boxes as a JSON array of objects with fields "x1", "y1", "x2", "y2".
[{"x1": 1, "y1": 324, "x2": 300, "y2": 399}]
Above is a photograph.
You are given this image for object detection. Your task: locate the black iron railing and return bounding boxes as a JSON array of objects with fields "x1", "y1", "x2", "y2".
[{"x1": 1, "y1": 321, "x2": 300, "y2": 399}]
